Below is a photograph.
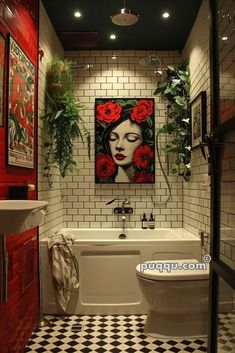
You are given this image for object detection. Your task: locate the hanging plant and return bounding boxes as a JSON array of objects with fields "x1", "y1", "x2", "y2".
[
  {"x1": 153, "y1": 61, "x2": 191, "y2": 181},
  {"x1": 42, "y1": 57, "x2": 90, "y2": 188}
]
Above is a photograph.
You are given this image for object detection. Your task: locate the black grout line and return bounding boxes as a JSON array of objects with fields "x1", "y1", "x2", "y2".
[{"x1": 23, "y1": 314, "x2": 212, "y2": 353}]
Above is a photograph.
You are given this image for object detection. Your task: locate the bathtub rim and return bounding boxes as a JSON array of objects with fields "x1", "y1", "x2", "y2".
[{"x1": 40, "y1": 227, "x2": 200, "y2": 244}]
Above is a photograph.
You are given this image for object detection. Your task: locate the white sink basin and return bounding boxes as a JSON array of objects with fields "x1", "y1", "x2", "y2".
[{"x1": 0, "y1": 200, "x2": 49, "y2": 234}]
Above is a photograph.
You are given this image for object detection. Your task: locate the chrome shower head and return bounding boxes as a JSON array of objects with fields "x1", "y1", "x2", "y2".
[
  {"x1": 111, "y1": 0, "x2": 139, "y2": 26},
  {"x1": 139, "y1": 55, "x2": 164, "y2": 78},
  {"x1": 71, "y1": 64, "x2": 93, "y2": 70}
]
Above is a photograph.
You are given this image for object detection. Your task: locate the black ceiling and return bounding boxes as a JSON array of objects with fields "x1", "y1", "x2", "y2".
[{"x1": 42, "y1": 0, "x2": 202, "y2": 51}]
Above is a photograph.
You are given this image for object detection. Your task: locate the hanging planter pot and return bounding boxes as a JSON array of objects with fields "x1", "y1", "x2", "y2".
[{"x1": 48, "y1": 82, "x2": 63, "y2": 89}]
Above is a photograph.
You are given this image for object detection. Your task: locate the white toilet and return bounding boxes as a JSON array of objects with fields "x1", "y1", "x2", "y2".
[{"x1": 136, "y1": 259, "x2": 209, "y2": 339}]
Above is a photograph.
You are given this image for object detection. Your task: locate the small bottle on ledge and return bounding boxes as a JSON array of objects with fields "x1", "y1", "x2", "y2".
[
  {"x1": 141, "y1": 213, "x2": 148, "y2": 229},
  {"x1": 149, "y1": 213, "x2": 155, "y2": 229}
]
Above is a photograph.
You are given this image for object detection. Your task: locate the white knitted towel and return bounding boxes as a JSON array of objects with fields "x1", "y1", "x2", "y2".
[{"x1": 47, "y1": 233, "x2": 79, "y2": 312}]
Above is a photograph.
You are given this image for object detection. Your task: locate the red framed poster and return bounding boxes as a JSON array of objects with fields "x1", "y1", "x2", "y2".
[{"x1": 7, "y1": 35, "x2": 35, "y2": 168}]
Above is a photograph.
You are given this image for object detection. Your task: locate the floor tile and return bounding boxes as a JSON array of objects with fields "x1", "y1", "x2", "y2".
[
  {"x1": 217, "y1": 311, "x2": 235, "y2": 353},
  {"x1": 24, "y1": 314, "x2": 208, "y2": 353}
]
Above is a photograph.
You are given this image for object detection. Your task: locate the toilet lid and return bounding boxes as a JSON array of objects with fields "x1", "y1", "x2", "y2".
[{"x1": 136, "y1": 259, "x2": 209, "y2": 281}]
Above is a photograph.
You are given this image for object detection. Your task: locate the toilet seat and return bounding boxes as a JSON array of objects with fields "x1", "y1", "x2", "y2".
[{"x1": 136, "y1": 259, "x2": 209, "y2": 281}]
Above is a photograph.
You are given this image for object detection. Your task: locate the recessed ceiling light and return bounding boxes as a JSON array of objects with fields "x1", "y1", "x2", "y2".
[
  {"x1": 221, "y1": 36, "x2": 228, "y2": 41},
  {"x1": 74, "y1": 10, "x2": 81, "y2": 18},
  {"x1": 112, "y1": 55, "x2": 117, "y2": 60},
  {"x1": 110, "y1": 34, "x2": 117, "y2": 40},
  {"x1": 162, "y1": 12, "x2": 170, "y2": 19}
]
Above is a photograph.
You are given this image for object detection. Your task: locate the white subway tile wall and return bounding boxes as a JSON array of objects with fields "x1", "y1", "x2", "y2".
[
  {"x1": 63, "y1": 50, "x2": 184, "y2": 229},
  {"x1": 182, "y1": 0, "x2": 211, "y2": 244},
  {"x1": 183, "y1": 0, "x2": 235, "y2": 268},
  {"x1": 38, "y1": 2, "x2": 64, "y2": 239}
]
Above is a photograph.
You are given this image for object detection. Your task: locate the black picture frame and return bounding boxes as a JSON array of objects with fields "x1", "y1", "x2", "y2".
[
  {"x1": 0, "y1": 33, "x2": 6, "y2": 127},
  {"x1": 7, "y1": 35, "x2": 35, "y2": 168},
  {"x1": 95, "y1": 98, "x2": 155, "y2": 184},
  {"x1": 190, "y1": 91, "x2": 207, "y2": 150}
]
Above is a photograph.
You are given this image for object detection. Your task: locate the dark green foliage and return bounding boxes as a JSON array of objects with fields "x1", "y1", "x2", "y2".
[
  {"x1": 154, "y1": 62, "x2": 191, "y2": 181},
  {"x1": 42, "y1": 57, "x2": 90, "y2": 188}
]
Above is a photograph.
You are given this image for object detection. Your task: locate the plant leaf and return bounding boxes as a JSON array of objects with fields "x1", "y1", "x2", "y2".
[{"x1": 153, "y1": 62, "x2": 191, "y2": 181}]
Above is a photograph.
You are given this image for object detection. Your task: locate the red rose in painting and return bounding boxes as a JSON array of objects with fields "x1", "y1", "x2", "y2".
[
  {"x1": 131, "y1": 170, "x2": 154, "y2": 183},
  {"x1": 133, "y1": 145, "x2": 154, "y2": 169},
  {"x1": 131, "y1": 99, "x2": 153, "y2": 123},
  {"x1": 96, "y1": 153, "x2": 116, "y2": 179},
  {"x1": 97, "y1": 102, "x2": 122, "y2": 124},
  {"x1": 139, "y1": 99, "x2": 153, "y2": 116}
]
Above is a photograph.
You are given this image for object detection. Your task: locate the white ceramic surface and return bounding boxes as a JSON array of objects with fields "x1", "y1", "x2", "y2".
[
  {"x1": 57, "y1": 227, "x2": 199, "y2": 242},
  {"x1": 136, "y1": 259, "x2": 209, "y2": 338},
  {"x1": 40, "y1": 228, "x2": 201, "y2": 315},
  {"x1": 0, "y1": 200, "x2": 49, "y2": 234}
]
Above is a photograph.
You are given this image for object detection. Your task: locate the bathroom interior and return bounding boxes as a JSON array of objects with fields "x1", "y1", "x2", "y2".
[{"x1": 0, "y1": 0, "x2": 234, "y2": 352}]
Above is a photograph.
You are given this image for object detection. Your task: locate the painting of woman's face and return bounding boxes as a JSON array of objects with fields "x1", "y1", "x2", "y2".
[
  {"x1": 95, "y1": 98, "x2": 155, "y2": 183},
  {"x1": 109, "y1": 119, "x2": 143, "y2": 166}
]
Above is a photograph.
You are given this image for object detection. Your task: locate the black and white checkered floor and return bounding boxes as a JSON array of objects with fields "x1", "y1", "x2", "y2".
[
  {"x1": 217, "y1": 311, "x2": 235, "y2": 353},
  {"x1": 24, "y1": 315, "x2": 207, "y2": 353}
]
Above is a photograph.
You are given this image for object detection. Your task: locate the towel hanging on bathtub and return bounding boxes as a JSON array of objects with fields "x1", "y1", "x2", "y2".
[{"x1": 47, "y1": 233, "x2": 79, "y2": 312}]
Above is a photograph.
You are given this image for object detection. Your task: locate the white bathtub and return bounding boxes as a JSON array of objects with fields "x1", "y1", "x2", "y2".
[{"x1": 41, "y1": 228, "x2": 201, "y2": 315}]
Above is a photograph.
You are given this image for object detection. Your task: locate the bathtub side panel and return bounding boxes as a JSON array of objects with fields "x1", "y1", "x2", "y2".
[{"x1": 40, "y1": 238, "x2": 201, "y2": 315}]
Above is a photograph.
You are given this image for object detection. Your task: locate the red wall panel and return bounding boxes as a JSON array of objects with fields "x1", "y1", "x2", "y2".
[
  {"x1": 0, "y1": 0, "x2": 38, "y2": 197},
  {"x1": 0, "y1": 1, "x2": 39, "y2": 352}
]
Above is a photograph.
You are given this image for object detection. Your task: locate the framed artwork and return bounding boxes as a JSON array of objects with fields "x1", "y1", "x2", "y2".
[
  {"x1": 190, "y1": 91, "x2": 206, "y2": 149},
  {"x1": 0, "y1": 33, "x2": 6, "y2": 127},
  {"x1": 7, "y1": 35, "x2": 35, "y2": 168},
  {"x1": 95, "y1": 98, "x2": 155, "y2": 183}
]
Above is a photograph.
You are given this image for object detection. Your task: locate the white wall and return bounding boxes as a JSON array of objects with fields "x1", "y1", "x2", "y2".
[
  {"x1": 38, "y1": 2, "x2": 64, "y2": 239},
  {"x1": 182, "y1": 0, "x2": 211, "y2": 243},
  {"x1": 63, "y1": 50, "x2": 184, "y2": 229}
]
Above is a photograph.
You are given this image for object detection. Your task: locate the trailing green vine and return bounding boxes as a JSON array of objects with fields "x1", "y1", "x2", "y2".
[
  {"x1": 153, "y1": 62, "x2": 191, "y2": 181},
  {"x1": 42, "y1": 57, "x2": 90, "y2": 188}
]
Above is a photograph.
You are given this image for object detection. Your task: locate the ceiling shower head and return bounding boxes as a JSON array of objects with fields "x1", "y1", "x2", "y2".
[
  {"x1": 111, "y1": 0, "x2": 139, "y2": 26},
  {"x1": 71, "y1": 64, "x2": 93, "y2": 70},
  {"x1": 139, "y1": 55, "x2": 164, "y2": 76},
  {"x1": 139, "y1": 56, "x2": 162, "y2": 68}
]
